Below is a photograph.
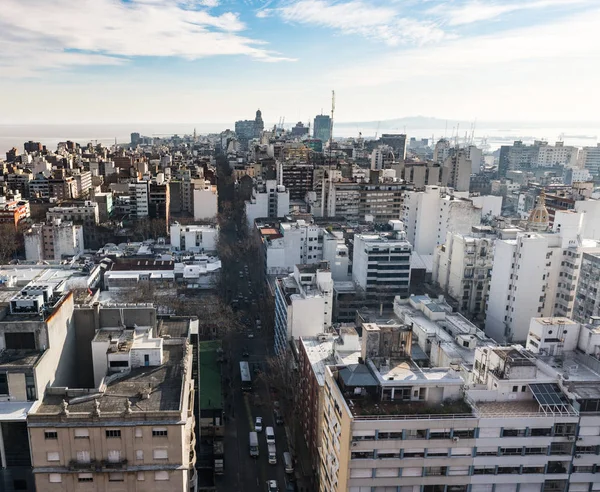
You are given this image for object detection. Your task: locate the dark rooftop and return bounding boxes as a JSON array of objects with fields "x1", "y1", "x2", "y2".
[
  {"x1": 0, "y1": 349, "x2": 44, "y2": 368},
  {"x1": 348, "y1": 395, "x2": 473, "y2": 418},
  {"x1": 158, "y1": 317, "x2": 192, "y2": 338},
  {"x1": 36, "y1": 343, "x2": 185, "y2": 414},
  {"x1": 296, "y1": 261, "x2": 329, "y2": 273},
  {"x1": 111, "y1": 259, "x2": 174, "y2": 271}
]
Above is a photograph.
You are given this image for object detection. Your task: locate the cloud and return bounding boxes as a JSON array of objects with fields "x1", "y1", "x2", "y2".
[
  {"x1": 328, "y1": 7, "x2": 600, "y2": 87},
  {"x1": 432, "y1": 0, "x2": 592, "y2": 26},
  {"x1": 259, "y1": 0, "x2": 447, "y2": 46},
  {"x1": 0, "y1": 0, "x2": 292, "y2": 77}
]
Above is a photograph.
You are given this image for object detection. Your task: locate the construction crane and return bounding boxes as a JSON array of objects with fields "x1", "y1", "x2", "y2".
[{"x1": 328, "y1": 90, "x2": 335, "y2": 170}]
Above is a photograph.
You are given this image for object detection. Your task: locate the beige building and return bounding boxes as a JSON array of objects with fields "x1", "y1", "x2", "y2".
[{"x1": 28, "y1": 325, "x2": 196, "y2": 492}]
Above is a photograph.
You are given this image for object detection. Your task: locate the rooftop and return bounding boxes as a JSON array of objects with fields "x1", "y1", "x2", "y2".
[
  {"x1": 199, "y1": 341, "x2": 222, "y2": 410},
  {"x1": 348, "y1": 395, "x2": 473, "y2": 419},
  {"x1": 0, "y1": 349, "x2": 44, "y2": 368},
  {"x1": 35, "y1": 343, "x2": 186, "y2": 414}
]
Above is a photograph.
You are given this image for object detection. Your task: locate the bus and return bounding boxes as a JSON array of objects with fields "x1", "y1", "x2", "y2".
[{"x1": 240, "y1": 361, "x2": 252, "y2": 391}]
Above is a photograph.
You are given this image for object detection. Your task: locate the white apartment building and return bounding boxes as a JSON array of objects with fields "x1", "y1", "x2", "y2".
[
  {"x1": 274, "y1": 263, "x2": 333, "y2": 354},
  {"x1": 170, "y1": 223, "x2": 218, "y2": 253},
  {"x1": 257, "y1": 219, "x2": 323, "y2": 275},
  {"x1": 322, "y1": 229, "x2": 351, "y2": 281},
  {"x1": 486, "y1": 209, "x2": 600, "y2": 343},
  {"x1": 536, "y1": 141, "x2": 579, "y2": 168},
  {"x1": 579, "y1": 143, "x2": 600, "y2": 179},
  {"x1": 129, "y1": 181, "x2": 150, "y2": 218},
  {"x1": 352, "y1": 230, "x2": 412, "y2": 301},
  {"x1": 403, "y1": 186, "x2": 482, "y2": 256},
  {"x1": 245, "y1": 179, "x2": 290, "y2": 227},
  {"x1": 432, "y1": 227, "x2": 496, "y2": 320},
  {"x1": 370, "y1": 146, "x2": 394, "y2": 171},
  {"x1": 46, "y1": 201, "x2": 100, "y2": 226},
  {"x1": 318, "y1": 310, "x2": 600, "y2": 492},
  {"x1": 573, "y1": 251, "x2": 600, "y2": 324},
  {"x1": 193, "y1": 181, "x2": 218, "y2": 220},
  {"x1": 24, "y1": 219, "x2": 84, "y2": 261}
]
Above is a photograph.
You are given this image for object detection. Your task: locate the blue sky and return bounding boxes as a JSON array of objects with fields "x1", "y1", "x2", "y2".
[{"x1": 0, "y1": 0, "x2": 598, "y2": 125}]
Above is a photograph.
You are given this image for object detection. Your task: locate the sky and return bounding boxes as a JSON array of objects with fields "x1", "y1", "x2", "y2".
[{"x1": 0, "y1": 0, "x2": 599, "y2": 125}]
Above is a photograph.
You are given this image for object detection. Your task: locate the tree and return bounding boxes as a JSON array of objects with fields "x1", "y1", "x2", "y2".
[{"x1": 0, "y1": 224, "x2": 22, "y2": 263}]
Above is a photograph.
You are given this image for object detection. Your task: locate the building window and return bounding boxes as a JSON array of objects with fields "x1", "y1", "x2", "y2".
[
  {"x1": 109, "y1": 473, "x2": 124, "y2": 482},
  {"x1": 44, "y1": 430, "x2": 58, "y2": 440},
  {"x1": 152, "y1": 428, "x2": 168, "y2": 437},
  {"x1": 153, "y1": 449, "x2": 168, "y2": 460},
  {"x1": 154, "y1": 471, "x2": 169, "y2": 481},
  {"x1": 26, "y1": 374, "x2": 36, "y2": 401},
  {"x1": 106, "y1": 429, "x2": 121, "y2": 438},
  {"x1": 137, "y1": 472, "x2": 145, "y2": 481},
  {"x1": 49, "y1": 474, "x2": 62, "y2": 483},
  {"x1": 78, "y1": 474, "x2": 93, "y2": 483},
  {"x1": 136, "y1": 450, "x2": 144, "y2": 460},
  {"x1": 135, "y1": 427, "x2": 143, "y2": 438},
  {"x1": 107, "y1": 450, "x2": 121, "y2": 463},
  {"x1": 76, "y1": 451, "x2": 90, "y2": 463},
  {"x1": 74, "y1": 429, "x2": 89, "y2": 439},
  {"x1": 46, "y1": 452, "x2": 60, "y2": 462}
]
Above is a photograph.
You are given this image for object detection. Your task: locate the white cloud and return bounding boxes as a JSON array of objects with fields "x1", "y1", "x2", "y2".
[
  {"x1": 328, "y1": 7, "x2": 600, "y2": 87},
  {"x1": 433, "y1": 0, "x2": 592, "y2": 26},
  {"x1": 0, "y1": 0, "x2": 292, "y2": 77},
  {"x1": 259, "y1": 0, "x2": 447, "y2": 46}
]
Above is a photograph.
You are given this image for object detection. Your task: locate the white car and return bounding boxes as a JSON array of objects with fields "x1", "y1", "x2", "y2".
[
  {"x1": 266, "y1": 480, "x2": 278, "y2": 492},
  {"x1": 255, "y1": 416, "x2": 263, "y2": 432}
]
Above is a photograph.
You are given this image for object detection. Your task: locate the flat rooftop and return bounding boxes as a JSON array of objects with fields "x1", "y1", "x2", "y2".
[
  {"x1": 0, "y1": 349, "x2": 44, "y2": 368},
  {"x1": 35, "y1": 343, "x2": 185, "y2": 414},
  {"x1": 199, "y1": 341, "x2": 222, "y2": 410},
  {"x1": 348, "y1": 396, "x2": 473, "y2": 418},
  {"x1": 158, "y1": 317, "x2": 193, "y2": 338}
]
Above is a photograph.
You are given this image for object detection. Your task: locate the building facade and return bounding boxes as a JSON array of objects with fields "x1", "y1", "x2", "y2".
[{"x1": 24, "y1": 220, "x2": 84, "y2": 261}]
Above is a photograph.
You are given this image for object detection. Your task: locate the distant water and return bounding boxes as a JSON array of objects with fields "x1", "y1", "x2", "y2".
[{"x1": 0, "y1": 123, "x2": 598, "y2": 154}]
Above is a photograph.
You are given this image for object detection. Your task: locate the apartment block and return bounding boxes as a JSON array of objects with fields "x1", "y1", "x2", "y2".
[
  {"x1": 46, "y1": 201, "x2": 100, "y2": 227},
  {"x1": 274, "y1": 263, "x2": 333, "y2": 354},
  {"x1": 28, "y1": 322, "x2": 197, "y2": 492},
  {"x1": 536, "y1": 142, "x2": 579, "y2": 168},
  {"x1": 245, "y1": 179, "x2": 290, "y2": 227},
  {"x1": 24, "y1": 220, "x2": 84, "y2": 261},
  {"x1": 578, "y1": 143, "x2": 600, "y2": 179},
  {"x1": 352, "y1": 230, "x2": 412, "y2": 303},
  {"x1": 256, "y1": 218, "x2": 323, "y2": 275},
  {"x1": 403, "y1": 186, "x2": 482, "y2": 256},
  {"x1": 573, "y1": 252, "x2": 600, "y2": 323},
  {"x1": 0, "y1": 197, "x2": 30, "y2": 228},
  {"x1": 442, "y1": 150, "x2": 471, "y2": 192},
  {"x1": 193, "y1": 182, "x2": 218, "y2": 221},
  {"x1": 0, "y1": 284, "x2": 79, "y2": 492},
  {"x1": 433, "y1": 227, "x2": 496, "y2": 320},
  {"x1": 317, "y1": 308, "x2": 600, "y2": 492}
]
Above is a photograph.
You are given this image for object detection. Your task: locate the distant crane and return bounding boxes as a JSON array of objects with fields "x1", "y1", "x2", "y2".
[{"x1": 328, "y1": 89, "x2": 335, "y2": 170}]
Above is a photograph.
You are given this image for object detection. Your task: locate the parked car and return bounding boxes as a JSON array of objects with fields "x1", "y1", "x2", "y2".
[
  {"x1": 255, "y1": 416, "x2": 263, "y2": 432},
  {"x1": 266, "y1": 480, "x2": 278, "y2": 492},
  {"x1": 274, "y1": 409, "x2": 284, "y2": 425}
]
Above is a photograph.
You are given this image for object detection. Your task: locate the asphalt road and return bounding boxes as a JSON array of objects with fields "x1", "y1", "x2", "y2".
[{"x1": 216, "y1": 266, "x2": 292, "y2": 492}]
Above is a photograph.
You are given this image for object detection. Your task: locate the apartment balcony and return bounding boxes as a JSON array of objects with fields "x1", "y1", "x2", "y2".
[
  {"x1": 69, "y1": 459, "x2": 100, "y2": 471},
  {"x1": 101, "y1": 459, "x2": 128, "y2": 470}
]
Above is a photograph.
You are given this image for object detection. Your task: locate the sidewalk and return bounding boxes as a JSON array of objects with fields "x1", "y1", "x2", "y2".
[{"x1": 284, "y1": 422, "x2": 315, "y2": 491}]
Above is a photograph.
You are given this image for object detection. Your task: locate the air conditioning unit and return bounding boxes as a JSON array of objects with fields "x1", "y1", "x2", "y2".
[
  {"x1": 452, "y1": 437, "x2": 460, "y2": 443},
  {"x1": 575, "y1": 454, "x2": 582, "y2": 458},
  {"x1": 567, "y1": 435, "x2": 576, "y2": 441},
  {"x1": 577, "y1": 437, "x2": 583, "y2": 441}
]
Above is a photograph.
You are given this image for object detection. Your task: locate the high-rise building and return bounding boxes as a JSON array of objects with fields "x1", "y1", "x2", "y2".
[
  {"x1": 432, "y1": 226, "x2": 496, "y2": 320},
  {"x1": 498, "y1": 140, "x2": 545, "y2": 177},
  {"x1": 579, "y1": 143, "x2": 600, "y2": 179},
  {"x1": 433, "y1": 138, "x2": 452, "y2": 163},
  {"x1": 245, "y1": 179, "x2": 290, "y2": 227},
  {"x1": 442, "y1": 149, "x2": 472, "y2": 192},
  {"x1": 316, "y1": 299, "x2": 600, "y2": 492},
  {"x1": 274, "y1": 263, "x2": 333, "y2": 354},
  {"x1": 380, "y1": 133, "x2": 407, "y2": 161},
  {"x1": 536, "y1": 141, "x2": 579, "y2": 168},
  {"x1": 402, "y1": 186, "x2": 482, "y2": 256},
  {"x1": 352, "y1": 230, "x2": 412, "y2": 302},
  {"x1": 573, "y1": 251, "x2": 600, "y2": 323},
  {"x1": 254, "y1": 109, "x2": 264, "y2": 137},
  {"x1": 291, "y1": 121, "x2": 309, "y2": 137},
  {"x1": 130, "y1": 132, "x2": 141, "y2": 145},
  {"x1": 23, "y1": 141, "x2": 43, "y2": 153},
  {"x1": 313, "y1": 114, "x2": 331, "y2": 142}
]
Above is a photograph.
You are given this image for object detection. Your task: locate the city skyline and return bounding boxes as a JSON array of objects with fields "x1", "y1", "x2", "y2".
[{"x1": 1, "y1": 0, "x2": 599, "y2": 124}]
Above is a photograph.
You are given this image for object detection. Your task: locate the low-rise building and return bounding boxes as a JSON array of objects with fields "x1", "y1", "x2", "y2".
[
  {"x1": 193, "y1": 182, "x2": 218, "y2": 221},
  {"x1": 245, "y1": 179, "x2": 290, "y2": 227},
  {"x1": 170, "y1": 223, "x2": 218, "y2": 253}
]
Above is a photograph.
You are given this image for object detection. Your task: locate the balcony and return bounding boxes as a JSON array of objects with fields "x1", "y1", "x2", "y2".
[
  {"x1": 101, "y1": 459, "x2": 128, "y2": 470},
  {"x1": 69, "y1": 460, "x2": 100, "y2": 471}
]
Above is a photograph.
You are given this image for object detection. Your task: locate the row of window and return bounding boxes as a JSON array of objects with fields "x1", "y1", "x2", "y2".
[
  {"x1": 48, "y1": 471, "x2": 170, "y2": 483},
  {"x1": 47, "y1": 448, "x2": 169, "y2": 463},
  {"x1": 45, "y1": 427, "x2": 168, "y2": 440}
]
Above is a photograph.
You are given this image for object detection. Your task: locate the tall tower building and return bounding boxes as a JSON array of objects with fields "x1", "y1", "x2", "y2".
[
  {"x1": 313, "y1": 114, "x2": 331, "y2": 142},
  {"x1": 254, "y1": 109, "x2": 264, "y2": 138}
]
